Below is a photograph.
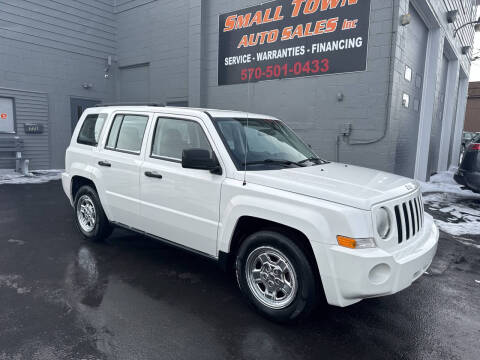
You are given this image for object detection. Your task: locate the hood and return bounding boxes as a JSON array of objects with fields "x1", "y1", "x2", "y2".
[{"x1": 246, "y1": 162, "x2": 418, "y2": 210}]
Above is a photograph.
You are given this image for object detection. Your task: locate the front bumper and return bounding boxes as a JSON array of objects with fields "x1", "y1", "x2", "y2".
[
  {"x1": 313, "y1": 214, "x2": 439, "y2": 307},
  {"x1": 61, "y1": 172, "x2": 73, "y2": 205}
]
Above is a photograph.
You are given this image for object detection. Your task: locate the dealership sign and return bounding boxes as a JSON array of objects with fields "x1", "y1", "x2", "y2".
[{"x1": 218, "y1": 0, "x2": 371, "y2": 85}]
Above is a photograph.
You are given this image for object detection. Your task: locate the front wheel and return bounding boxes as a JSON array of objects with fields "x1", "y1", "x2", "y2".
[
  {"x1": 235, "y1": 230, "x2": 318, "y2": 323},
  {"x1": 74, "y1": 185, "x2": 112, "y2": 242}
]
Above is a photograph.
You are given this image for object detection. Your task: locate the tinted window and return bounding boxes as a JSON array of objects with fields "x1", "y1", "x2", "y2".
[
  {"x1": 151, "y1": 118, "x2": 212, "y2": 160},
  {"x1": 77, "y1": 114, "x2": 107, "y2": 146},
  {"x1": 106, "y1": 114, "x2": 149, "y2": 154}
]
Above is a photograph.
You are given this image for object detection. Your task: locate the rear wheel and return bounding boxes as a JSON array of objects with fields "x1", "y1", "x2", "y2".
[
  {"x1": 235, "y1": 230, "x2": 318, "y2": 323},
  {"x1": 74, "y1": 185, "x2": 112, "y2": 242}
]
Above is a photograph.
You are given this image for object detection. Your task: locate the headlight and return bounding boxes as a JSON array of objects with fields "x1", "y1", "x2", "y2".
[{"x1": 375, "y1": 207, "x2": 391, "y2": 239}]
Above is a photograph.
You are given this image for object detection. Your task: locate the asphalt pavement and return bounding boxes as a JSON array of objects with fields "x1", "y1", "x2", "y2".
[{"x1": 0, "y1": 181, "x2": 479, "y2": 360}]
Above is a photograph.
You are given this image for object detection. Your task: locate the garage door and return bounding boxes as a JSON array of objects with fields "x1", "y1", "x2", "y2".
[
  {"x1": 428, "y1": 54, "x2": 449, "y2": 177},
  {"x1": 394, "y1": 4, "x2": 428, "y2": 178}
]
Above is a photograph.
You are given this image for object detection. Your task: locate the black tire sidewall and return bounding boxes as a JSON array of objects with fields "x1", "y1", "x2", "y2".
[
  {"x1": 74, "y1": 185, "x2": 110, "y2": 241},
  {"x1": 235, "y1": 230, "x2": 317, "y2": 323}
]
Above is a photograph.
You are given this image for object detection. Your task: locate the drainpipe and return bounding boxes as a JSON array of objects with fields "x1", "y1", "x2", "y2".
[{"x1": 343, "y1": 0, "x2": 398, "y2": 147}]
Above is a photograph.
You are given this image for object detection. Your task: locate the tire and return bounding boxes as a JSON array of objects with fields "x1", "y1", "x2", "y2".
[
  {"x1": 235, "y1": 230, "x2": 318, "y2": 323},
  {"x1": 74, "y1": 185, "x2": 112, "y2": 242}
]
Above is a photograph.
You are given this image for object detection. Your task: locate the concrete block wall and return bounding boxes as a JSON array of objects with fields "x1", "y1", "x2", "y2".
[{"x1": 200, "y1": 0, "x2": 399, "y2": 172}]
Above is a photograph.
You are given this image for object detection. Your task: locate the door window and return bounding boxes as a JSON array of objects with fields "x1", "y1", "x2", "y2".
[
  {"x1": 77, "y1": 114, "x2": 108, "y2": 146},
  {"x1": 151, "y1": 117, "x2": 212, "y2": 161},
  {"x1": 106, "y1": 114, "x2": 149, "y2": 154}
]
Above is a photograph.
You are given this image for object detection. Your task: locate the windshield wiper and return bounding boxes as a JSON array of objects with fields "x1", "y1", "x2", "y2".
[
  {"x1": 296, "y1": 157, "x2": 329, "y2": 165},
  {"x1": 242, "y1": 159, "x2": 304, "y2": 167}
]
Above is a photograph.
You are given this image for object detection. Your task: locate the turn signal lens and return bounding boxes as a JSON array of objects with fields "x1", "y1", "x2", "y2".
[
  {"x1": 337, "y1": 236, "x2": 357, "y2": 249},
  {"x1": 337, "y1": 236, "x2": 376, "y2": 249},
  {"x1": 471, "y1": 143, "x2": 480, "y2": 151}
]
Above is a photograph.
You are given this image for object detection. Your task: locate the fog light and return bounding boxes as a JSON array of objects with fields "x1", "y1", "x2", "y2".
[{"x1": 368, "y1": 263, "x2": 391, "y2": 285}]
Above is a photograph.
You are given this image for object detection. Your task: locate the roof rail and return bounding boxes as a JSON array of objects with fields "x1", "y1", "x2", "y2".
[{"x1": 94, "y1": 102, "x2": 165, "y2": 107}]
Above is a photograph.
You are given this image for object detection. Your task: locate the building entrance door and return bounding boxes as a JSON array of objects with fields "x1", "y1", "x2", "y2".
[{"x1": 70, "y1": 98, "x2": 101, "y2": 133}]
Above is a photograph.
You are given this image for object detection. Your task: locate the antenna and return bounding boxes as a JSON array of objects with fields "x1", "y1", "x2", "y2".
[{"x1": 243, "y1": 78, "x2": 251, "y2": 186}]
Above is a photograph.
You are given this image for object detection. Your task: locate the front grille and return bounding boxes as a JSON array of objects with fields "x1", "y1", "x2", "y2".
[{"x1": 393, "y1": 194, "x2": 424, "y2": 244}]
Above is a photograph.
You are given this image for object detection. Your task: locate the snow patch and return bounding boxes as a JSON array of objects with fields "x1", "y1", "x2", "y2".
[
  {"x1": 421, "y1": 170, "x2": 480, "y2": 239},
  {"x1": 0, "y1": 169, "x2": 62, "y2": 185},
  {"x1": 420, "y1": 170, "x2": 480, "y2": 198}
]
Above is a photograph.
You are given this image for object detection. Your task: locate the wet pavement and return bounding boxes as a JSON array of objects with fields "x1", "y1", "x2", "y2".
[{"x1": 0, "y1": 181, "x2": 479, "y2": 360}]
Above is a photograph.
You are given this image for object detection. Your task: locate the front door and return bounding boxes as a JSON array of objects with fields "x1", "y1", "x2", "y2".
[
  {"x1": 71, "y1": 98, "x2": 101, "y2": 133},
  {"x1": 139, "y1": 114, "x2": 223, "y2": 256}
]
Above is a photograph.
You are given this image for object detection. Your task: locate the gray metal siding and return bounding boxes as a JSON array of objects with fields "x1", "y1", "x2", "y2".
[
  {"x1": 115, "y1": 0, "x2": 190, "y2": 104},
  {"x1": 0, "y1": 88, "x2": 49, "y2": 169},
  {"x1": 0, "y1": 0, "x2": 116, "y2": 59},
  {"x1": 0, "y1": 0, "x2": 116, "y2": 169}
]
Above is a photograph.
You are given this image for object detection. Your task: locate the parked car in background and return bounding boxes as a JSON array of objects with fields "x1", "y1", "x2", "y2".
[
  {"x1": 455, "y1": 134, "x2": 480, "y2": 193},
  {"x1": 461, "y1": 132, "x2": 480, "y2": 162},
  {"x1": 62, "y1": 105, "x2": 439, "y2": 322}
]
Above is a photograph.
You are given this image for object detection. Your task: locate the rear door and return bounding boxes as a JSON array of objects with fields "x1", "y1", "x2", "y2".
[
  {"x1": 139, "y1": 114, "x2": 224, "y2": 256},
  {"x1": 93, "y1": 111, "x2": 152, "y2": 229}
]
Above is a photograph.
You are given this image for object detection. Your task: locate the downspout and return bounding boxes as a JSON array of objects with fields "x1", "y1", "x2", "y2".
[{"x1": 345, "y1": 0, "x2": 399, "y2": 146}]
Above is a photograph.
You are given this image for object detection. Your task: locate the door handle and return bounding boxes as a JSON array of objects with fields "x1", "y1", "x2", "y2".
[
  {"x1": 98, "y1": 161, "x2": 111, "y2": 167},
  {"x1": 145, "y1": 171, "x2": 163, "y2": 179}
]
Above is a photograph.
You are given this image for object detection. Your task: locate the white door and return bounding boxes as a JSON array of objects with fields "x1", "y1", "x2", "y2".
[
  {"x1": 139, "y1": 115, "x2": 223, "y2": 256},
  {"x1": 94, "y1": 112, "x2": 152, "y2": 229}
]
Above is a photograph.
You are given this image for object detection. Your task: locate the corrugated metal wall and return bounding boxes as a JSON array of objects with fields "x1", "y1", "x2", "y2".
[
  {"x1": 0, "y1": 0, "x2": 117, "y2": 169},
  {"x1": 0, "y1": 88, "x2": 49, "y2": 169}
]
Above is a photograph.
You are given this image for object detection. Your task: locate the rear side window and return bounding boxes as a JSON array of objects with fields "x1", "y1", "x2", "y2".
[
  {"x1": 151, "y1": 117, "x2": 212, "y2": 160},
  {"x1": 106, "y1": 114, "x2": 149, "y2": 154},
  {"x1": 77, "y1": 114, "x2": 107, "y2": 146}
]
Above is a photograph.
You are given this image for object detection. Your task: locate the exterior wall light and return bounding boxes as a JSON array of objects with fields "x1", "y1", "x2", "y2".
[
  {"x1": 447, "y1": 10, "x2": 458, "y2": 24},
  {"x1": 400, "y1": 14, "x2": 411, "y2": 26},
  {"x1": 81, "y1": 83, "x2": 93, "y2": 89}
]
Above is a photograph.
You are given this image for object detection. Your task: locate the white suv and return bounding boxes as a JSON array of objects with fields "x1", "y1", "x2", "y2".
[{"x1": 63, "y1": 105, "x2": 439, "y2": 322}]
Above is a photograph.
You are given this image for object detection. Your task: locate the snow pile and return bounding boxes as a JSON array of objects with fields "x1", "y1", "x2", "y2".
[
  {"x1": 0, "y1": 169, "x2": 63, "y2": 185},
  {"x1": 421, "y1": 170, "x2": 480, "y2": 238}
]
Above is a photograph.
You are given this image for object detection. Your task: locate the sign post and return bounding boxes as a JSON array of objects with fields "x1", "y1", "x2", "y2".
[{"x1": 218, "y1": 0, "x2": 371, "y2": 86}]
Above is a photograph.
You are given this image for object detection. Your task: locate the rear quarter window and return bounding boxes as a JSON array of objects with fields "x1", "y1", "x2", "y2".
[{"x1": 77, "y1": 114, "x2": 108, "y2": 146}]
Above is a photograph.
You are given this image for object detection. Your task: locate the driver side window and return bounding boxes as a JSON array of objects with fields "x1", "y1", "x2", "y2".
[{"x1": 151, "y1": 117, "x2": 212, "y2": 161}]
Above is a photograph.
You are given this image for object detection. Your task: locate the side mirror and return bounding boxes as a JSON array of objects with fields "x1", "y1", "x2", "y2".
[{"x1": 182, "y1": 149, "x2": 222, "y2": 175}]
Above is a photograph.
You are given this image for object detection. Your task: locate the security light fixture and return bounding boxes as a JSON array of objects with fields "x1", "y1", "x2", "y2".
[
  {"x1": 447, "y1": 10, "x2": 458, "y2": 24},
  {"x1": 400, "y1": 14, "x2": 411, "y2": 26},
  {"x1": 454, "y1": 17, "x2": 480, "y2": 37}
]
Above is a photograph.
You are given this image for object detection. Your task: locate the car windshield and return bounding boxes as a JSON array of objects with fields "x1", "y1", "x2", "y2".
[{"x1": 213, "y1": 117, "x2": 326, "y2": 170}]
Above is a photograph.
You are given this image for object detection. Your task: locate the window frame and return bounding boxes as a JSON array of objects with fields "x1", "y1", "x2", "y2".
[
  {"x1": 104, "y1": 113, "x2": 150, "y2": 156},
  {"x1": 0, "y1": 96, "x2": 17, "y2": 134},
  {"x1": 149, "y1": 116, "x2": 214, "y2": 164},
  {"x1": 76, "y1": 113, "x2": 108, "y2": 147}
]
